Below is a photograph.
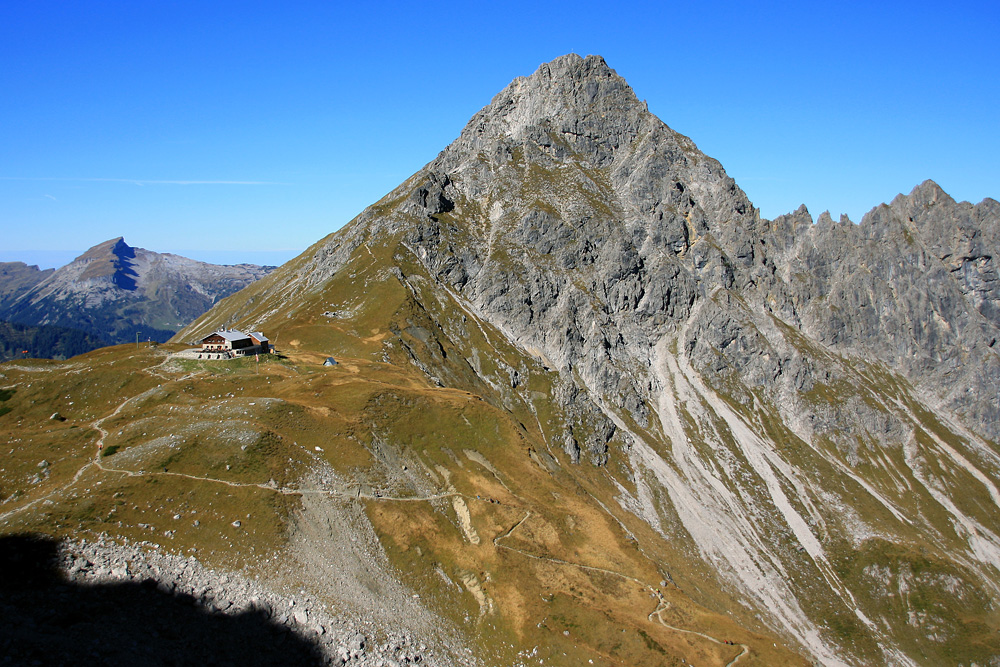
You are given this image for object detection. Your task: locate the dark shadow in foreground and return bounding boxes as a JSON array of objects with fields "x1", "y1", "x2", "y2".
[{"x1": 0, "y1": 533, "x2": 327, "y2": 666}]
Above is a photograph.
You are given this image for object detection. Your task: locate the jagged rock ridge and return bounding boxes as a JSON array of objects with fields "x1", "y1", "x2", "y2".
[{"x1": 179, "y1": 55, "x2": 1000, "y2": 666}]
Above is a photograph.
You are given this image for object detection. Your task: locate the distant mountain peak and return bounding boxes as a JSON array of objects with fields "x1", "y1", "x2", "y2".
[
  {"x1": 78, "y1": 236, "x2": 132, "y2": 261},
  {"x1": 77, "y1": 237, "x2": 138, "y2": 287},
  {"x1": 0, "y1": 239, "x2": 274, "y2": 350}
]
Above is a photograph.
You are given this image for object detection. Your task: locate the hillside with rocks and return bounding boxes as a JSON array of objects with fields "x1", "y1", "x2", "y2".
[
  {"x1": 3, "y1": 55, "x2": 999, "y2": 666},
  {"x1": 1, "y1": 533, "x2": 453, "y2": 666},
  {"x1": 0, "y1": 261, "x2": 52, "y2": 312},
  {"x1": 0, "y1": 238, "x2": 275, "y2": 354}
]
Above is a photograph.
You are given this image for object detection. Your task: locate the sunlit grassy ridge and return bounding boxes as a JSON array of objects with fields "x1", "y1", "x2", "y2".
[{"x1": 169, "y1": 226, "x2": 810, "y2": 663}]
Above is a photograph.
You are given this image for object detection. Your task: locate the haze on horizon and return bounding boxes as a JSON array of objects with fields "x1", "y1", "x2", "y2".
[{"x1": 2, "y1": 0, "x2": 997, "y2": 269}]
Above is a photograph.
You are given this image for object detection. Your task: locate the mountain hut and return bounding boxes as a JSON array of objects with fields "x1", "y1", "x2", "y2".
[{"x1": 199, "y1": 329, "x2": 269, "y2": 357}]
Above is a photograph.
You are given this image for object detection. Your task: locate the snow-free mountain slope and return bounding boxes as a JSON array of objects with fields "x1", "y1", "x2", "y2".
[
  {"x1": 0, "y1": 261, "x2": 51, "y2": 312},
  {"x1": 3, "y1": 54, "x2": 997, "y2": 666},
  {"x1": 2, "y1": 237, "x2": 274, "y2": 348},
  {"x1": 177, "y1": 54, "x2": 1000, "y2": 665}
]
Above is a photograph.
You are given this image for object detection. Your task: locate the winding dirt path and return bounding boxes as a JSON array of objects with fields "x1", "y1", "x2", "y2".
[
  {"x1": 493, "y1": 509, "x2": 749, "y2": 666},
  {"x1": 0, "y1": 382, "x2": 168, "y2": 523},
  {"x1": 648, "y1": 599, "x2": 749, "y2": 667},
  {"x1": 2, "y1": 356, "x2": 750, "y2": 666}
]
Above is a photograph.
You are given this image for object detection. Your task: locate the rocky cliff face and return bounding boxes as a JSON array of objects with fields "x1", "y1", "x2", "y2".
[
  {"x1": 178, "y1": 55, "x2": 1000, "y2": 665},
  {"x1": 2, "y1": 237, "x2": 274, "y2": 348},
  {"x1": 759, "y1": 182, "x2": 1000, "y2": 442}
]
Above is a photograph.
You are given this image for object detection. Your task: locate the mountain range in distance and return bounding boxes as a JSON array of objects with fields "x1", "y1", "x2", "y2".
[
  {"x1": 2, "y1": 54, "x2": 999, "y2": 667},
  {"x1": 0, "y1": 237, "x2": 275, "y2": 359}
]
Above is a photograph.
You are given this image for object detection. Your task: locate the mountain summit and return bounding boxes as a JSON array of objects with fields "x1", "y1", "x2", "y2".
[
  {"x1": 53, "y1": 54, "x2": 992, "y2": 665},
  {"x1": 2, "y1": 237, "x2": 274, "y2": 346},
  {"x1": 74, "y1": 237, "x2": 139, "y2": 289}
]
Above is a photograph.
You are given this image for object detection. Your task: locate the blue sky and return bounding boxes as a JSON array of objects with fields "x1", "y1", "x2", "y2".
[{"x1": 2, "y1": 1, "x2": 997, "y2": 268}]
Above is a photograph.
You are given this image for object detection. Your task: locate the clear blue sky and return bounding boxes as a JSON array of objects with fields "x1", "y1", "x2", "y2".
[{"x1": 2, "y1": 1, "x2": 998, "y2": 268}]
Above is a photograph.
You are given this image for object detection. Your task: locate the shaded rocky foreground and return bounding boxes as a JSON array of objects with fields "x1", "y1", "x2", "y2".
[{"x1": 0, "y1": 534, "x2": 450, "y2": 666}]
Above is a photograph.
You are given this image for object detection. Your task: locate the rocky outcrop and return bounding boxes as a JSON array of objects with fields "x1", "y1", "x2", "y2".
[
  {"x1": 391, "y1": 54, "x2": 1000, "y2": 446},
  {"x1": 757, "y1": 181, "x2": 1000, "y2": 442}
]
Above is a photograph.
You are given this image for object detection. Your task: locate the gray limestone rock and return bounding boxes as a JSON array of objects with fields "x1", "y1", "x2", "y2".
[
  {"x1": 176, "y1": 55, "x2": 1000, "y2": 667},
  {"x1": 187, "y1": 53, "x2": 1000, "y2": 450}
]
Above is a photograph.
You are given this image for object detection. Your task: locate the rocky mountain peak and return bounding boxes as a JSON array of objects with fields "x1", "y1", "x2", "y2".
[
  {"x1": 174, "y1": 54, "x2": 1000, "y2": 665},
  {"x1": 815, "y1": 210, "x2": 835, "y2": 227},
  {"x1": 435, "y1": 54, "x2": 650, "y2": 178},
  {"x1": 883, "y1": 180, "x2": 993, "y2": 260},
  {"x1": 504, "y1": 52, "x2": 620, "y2": 101},
  {"x1": 900, "y1": 178, "x2": 950, "y2": 208},
  {"x1": 77, "y1": 236, "x2": 133, "y2": 262},
  {"x1": 477, "y1": 55, "x2": 632, "y2": 129},
  {"x1": 77, "y1": 237, "x2": 138, "y2": 288},
  {"x1": 405, "y1": 54, "x2": 760, "y2": 278}
]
